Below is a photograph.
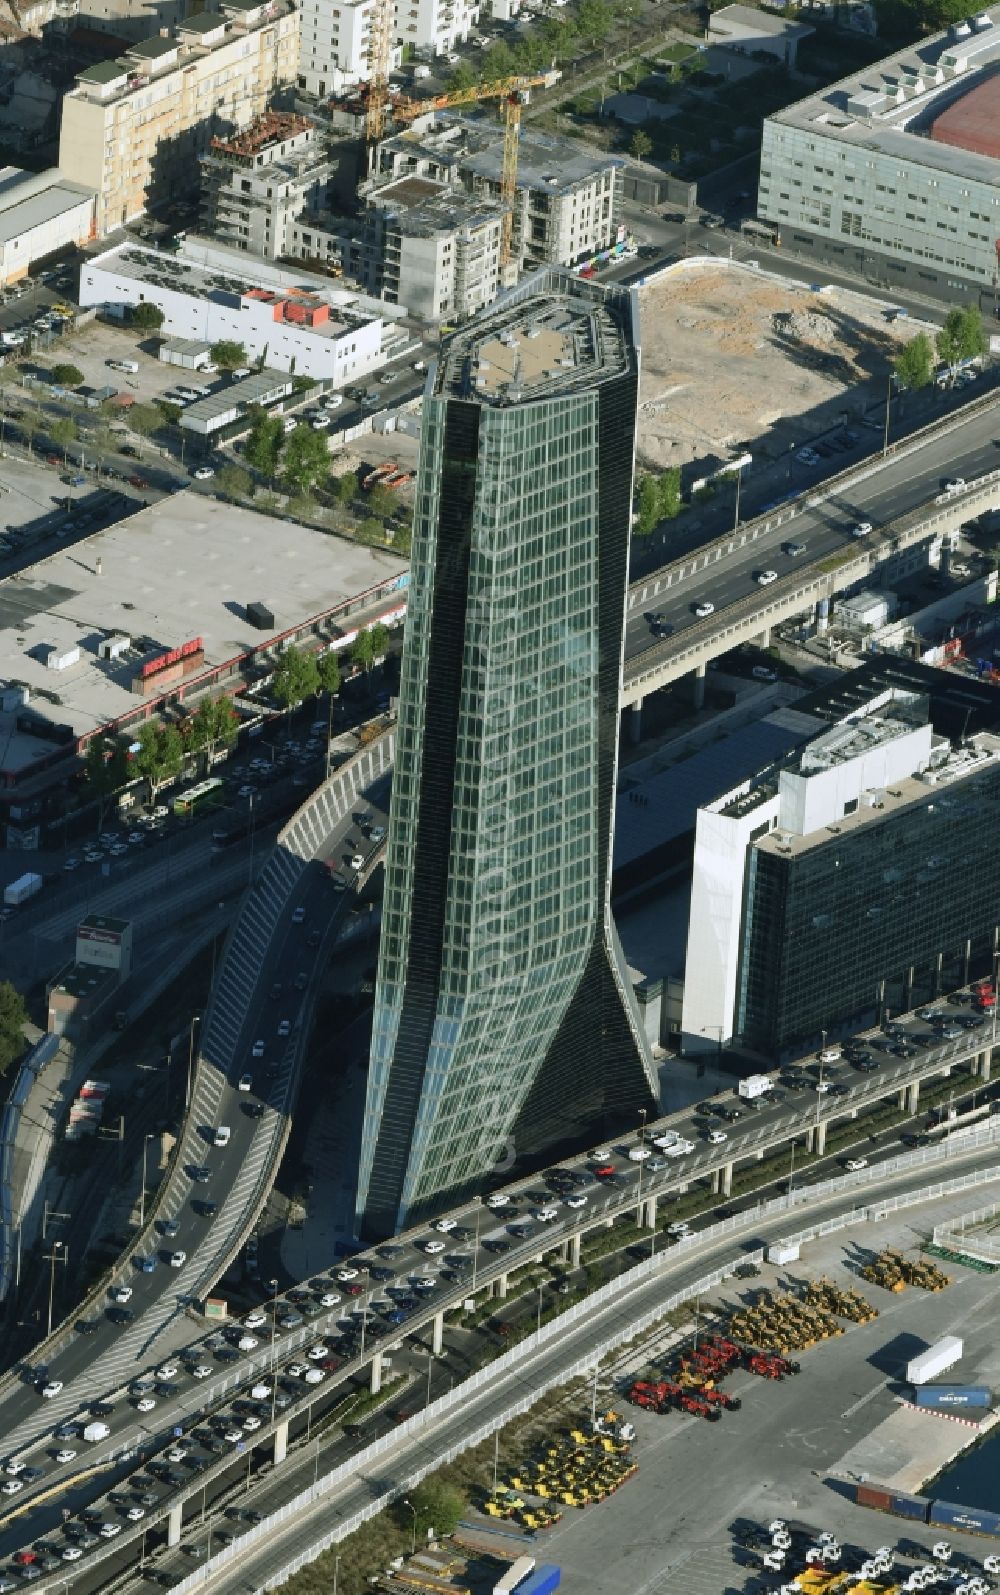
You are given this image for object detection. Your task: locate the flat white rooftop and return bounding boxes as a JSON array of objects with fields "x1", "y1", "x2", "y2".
[{"x1": 0, "y1": 493, "x2": 408, "y2": 775}]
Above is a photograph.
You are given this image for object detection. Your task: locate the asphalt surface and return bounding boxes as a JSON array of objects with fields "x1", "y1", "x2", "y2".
[
  {"x1": 0, "y1": 986, "x2": 995, "y2": 1584},
  {"x1": 621, "y1": 396, "x2": 1000, "y2": 666}
]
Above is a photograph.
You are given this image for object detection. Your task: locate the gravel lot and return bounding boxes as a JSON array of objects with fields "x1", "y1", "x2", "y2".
[{"x1": 636, "y1": 262, "x2": 937, "y2": 474}]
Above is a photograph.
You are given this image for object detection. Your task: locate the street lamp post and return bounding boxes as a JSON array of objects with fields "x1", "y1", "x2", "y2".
[
  {"x1": 733, "y1": 463, "x2": 743, "y2": 531},
  {"x1": 268, "y1": 1277, "x2": 279, "y2": 1425},
  {"x1": 536, "y1": 1278, "x2": 544, "y2": 1336},
  {"x1": 470, "y1": 1196, "x2": 482, "y2": 1294},
  {"x1": 402, "y1": 1498, "x2": 417, "y2": 1557},
  {"x1": 185, "y1": 1014, "x2": 201, "y2": 1111},
  {"x1": 332, "y1": 1555, "x2": 341, "y2": 1595},
  {"x1": 45, "y1": 1241, "x2": 68, "y2": 1337},
  {"x1": 138, "y1": 1133, "x2": 155, "y2": 1229},
  {"x1": 882, "y1": 373, "x2": 893, "y2": 456}
]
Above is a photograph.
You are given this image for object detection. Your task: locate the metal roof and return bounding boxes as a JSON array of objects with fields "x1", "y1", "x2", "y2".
[{"x1": 0, "y1": 168, "x2": 95, "y2": 247}]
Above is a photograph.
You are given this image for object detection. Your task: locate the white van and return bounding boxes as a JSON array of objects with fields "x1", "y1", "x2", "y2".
[
  {"x1": 751, "y1": 665, "x2": 777, "y2": 682},
  {"x1": 213, "y1": 1125, "x2": 231, "y2": 1147},
  {"x1": 108, "y1": 358, "x2": 139, "y2": 375}
]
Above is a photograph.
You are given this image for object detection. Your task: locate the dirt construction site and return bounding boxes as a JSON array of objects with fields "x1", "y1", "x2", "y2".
[{"x1": 635, "y1": 262, "x2": 935, "y2": 473}]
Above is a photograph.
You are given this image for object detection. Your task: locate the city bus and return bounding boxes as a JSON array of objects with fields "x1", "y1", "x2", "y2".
[{"x1": 173, "y1": 777, "x2": 224, "y2": 817}]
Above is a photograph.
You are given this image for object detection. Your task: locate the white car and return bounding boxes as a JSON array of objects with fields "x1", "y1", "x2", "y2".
[
  {"x1": 694, "y1": 601, "x2": 715, "y2": 618},
  {"x1": 485, "y1": 1193, "x2": 510, "y2": 1208},
  {"x1": 169, "y1": 1251, "x2": 187, "y2": 1269},
  {"x1": 819, "y1": 1048, "x2": 841, "y2": 1063},
  {"x1": 423, "y1": 1239, "x2": 446, "y2": 1254},
  {"x1": 943, "y1": 477, "x2": 966, "y2": 493},
  {"x1": 564, "y1": 1194, "x2": 587, "y2": 1209},
  {"x1": 323, "y1": 394, "x2": 344, "y2": 409},
  {"x1": 318, "y1": 1291, "x2": 339, "y2": 1308},
  {"x1": 244, "y1": 1310, "x2": 266, "y2": 1329},
  {"x1": 238, "y1": 1073, "x2": 253, "y2": 1092},
  {"x1": 815, "y1": 1080, "x2": 832, "y2": 1094},
  {"x1": 1, "y1": 1481, "x2": 23, "y2": 1495},
  {"x1": 336, "y1": 1267, "x2": 359, "y2": 1282},
  {"x1": 252, "y1": 1040, "x2": 265, "y2": 1058},
  {"x1": 277, "y1": 1019, "x2": 292, "y2": 1038},
  {"x1": 433, "y1": 1217, "x2": 458, "y2": 1233},
  {"x1": 156, "y1": 1363, "x2": 178, "y2": 1379},
  {"x1": 707, "y1": 1129, "x2": 728, "y2": 1144},
  {"x1": 191, "y1": 1365, "x2": 211, "y2": 1380},
  {"x1": 166, "y1": 1447, "x2": 188, "y2": 1462},
  {"x1": 850, "y1": 521, "x2": 872, "y2": 538},
  {"x1": 303, "y1": 1368, "x2": 325, "y2": 1384},
  {"x1": 237, "y1": 1334, "x2": 258, "y2": 1351},
  {"x1": 54, "y1": 1449, "x2": 77, "y2": 1464},
  {"x1": 591, "y1": 1148, "x2": 612, "y2": 1161},
  {"x1": 136, "y1": 1397, "x2": 156, "y2": 1413},
  {"x1": 756, "y1": 569, "x2": 778, "y2": 586},
  {"x1": 287, "y1": 1362, "x2": 307, "y2": 1378},
  {"x1": 100, "y1": 1521, "x2": 122, "y2": 1537},
  {"x1": 666, "y1": 1221, "x2": 690, "y2": 1236},
  {"x1": 628, "y1": 1146, "x2": 651, "y2": 1162},
  {"x1": 307, "y1": 1343, "x2": 329, "y2": 1361},
  {"x1": 193, "y1": 466, "x2": 215, "y2": 481},
  {"x1": 127, "y1": 1506, "x2": 146, "y2": 1521},
  {"x1": 652, "y1": 1133, "x2": 678, "y2": 1150},
  {"x1": 292, "y1": 907, "x2": 306, "y2": 924},
  {"x1": 41, "y1": 1381, "x2": 63, "y2": 1399},
  {"x1": 61, "y1": 1547, "x2": 83, "y2": 1561},
  {"x1": 5, "y1": 1461, "x2": 25, "y2": 1476},
  {"x1": 845, "y1": 1158, "x2": 869, "y2": 1172},
  {"x1": 533, "y1": 1207, "x2": 559, "y2": 1222},
  {"x1": 242, "y1": 1415, "x2": 262, "y2": 1432},
  {"x1": 111, "y1": 1285, "x2": 132, "y2": 1304}
]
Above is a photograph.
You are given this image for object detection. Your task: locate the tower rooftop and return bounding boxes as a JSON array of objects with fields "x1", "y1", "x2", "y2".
[{"x1": 434, "y1": 270, "x2": 634, "y2": 406}]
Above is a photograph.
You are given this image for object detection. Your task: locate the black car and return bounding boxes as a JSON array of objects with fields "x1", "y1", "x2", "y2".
[
  {"x1": 107, "y1": 1307, "x2": 134, "y2": 1325},
  {"x1": 193, "y1": 1199, "x2": 218, "y2": 1216},
  {"x1": 215, "y1": 1348, "x2": 240, "y2": 1363},
  {"x1": 190, "y1": 1166, "x2": 211, "y2": 1184},
  {"x1": 90, "y1": 1402, "x2": 114, "y2": 1417},
  {"x1": 958, "y1": 1013, "x2": 985, "y2": 1028},
  {"x1": 75, "y1": 1317, "x2": 101, "y2": 1334}
]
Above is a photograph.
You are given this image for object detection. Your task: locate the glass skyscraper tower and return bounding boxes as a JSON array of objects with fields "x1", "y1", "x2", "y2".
[{"x1": 356, "y1": 269, "x2": 658, "y2": 1238}]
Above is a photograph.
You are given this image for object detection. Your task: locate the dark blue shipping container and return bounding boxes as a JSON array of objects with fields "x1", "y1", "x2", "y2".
[
  {"x1": 929, "y1": 1501, "x2": 1000, "y2": 1537},
  {"x1": 891, "y1": 1493, "x2": 930, "y2": 1522},
  {"x1": 515, "y1": 1567, "x2": 561, "y2": 1595},
  {"x1": 912, "y1": 1386, "x2": 991, "y2": 1411}
]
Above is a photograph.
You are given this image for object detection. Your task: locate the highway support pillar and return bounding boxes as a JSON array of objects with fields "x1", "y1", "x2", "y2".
[
  {"x1": 755, "y1": 1148, "x2": 765, "y2": 1161},
  {"x1": 273, "y1": 1419, "x2": 288, "y2": 1465},
  {"x1": 720, "y1": 1162, "x2": 733, "y2": 1198},
  {"x1": 167, "y1": 1505, "x2": 182, "y2": 1548},
  {"x1": 692, "y1": 663, "x2": 707, "y2": 710},
  {"x1": 431, "y1": 1311, "x2": 444, "y2": 1356},
  {"x1": 639, "y1": 1195, "x2": 657, "y2": 1229},
  {"x1": 495, "y1": 1273, "x2": 509, "y2": 1299},
  {"x1": 906, "y1": 1079, "x2": 920, "y2": 1113},
  {"x1": 710, "y1": 1169, "x2": 720, "y2": 1194},
  {"x1": 370, "y1": 1350, "x2": 383, "y2": 1395},
  {"x1": 980, "y1": 1050, "x2": 992, "y2": 1083},
  {"x1": 808, "y1": 1121, "x2": 827, "y2": 1156},
  {"x1": 569, "y1": 1233, "x2": 581, "y2": 1268},
  {"x1": 604, "y1": 1216, "x2": 614, "y2": 1229},
  {"x1": 629, "y1": 698, "x2": 643, "y2": 745}
]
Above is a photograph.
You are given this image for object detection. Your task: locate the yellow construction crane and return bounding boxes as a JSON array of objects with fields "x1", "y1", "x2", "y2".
[
  {"x1": 387, "y1": 72, "x2": 559, "y2": 269},
  {"x1": 364, "y1": 0, "x2": 395, "y2": 146}
]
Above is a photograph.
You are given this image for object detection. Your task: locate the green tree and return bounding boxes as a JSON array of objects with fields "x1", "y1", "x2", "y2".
[
  {"x1": 576, "y1": 0, "x2": 612, "y2": 43},
  {"x1": 636, "y1": 475, "x2": 660, "y2": 536},
  {"x1": 210, "y1": 340, "x2": 248, "y2": 371},
  {"x1": 403, "y1": 1481, "x2": 466, "y2": 1542},
  {"x1": 130, "y1": 302, "x2": 164, "y2": 331},
  {"x1": 481, "y1": 39, "x2": 515, "y2": 81},
  {"x1": 936, "y1": 305, "x2": 988, "y2": 383},
  {"x1": 50, "y1": 417, "x2": 78, "y2": 464},
  {"x1": 217, "y1": 464, "x2": 252, "y2": 500},
  {"x1": 282, "y1": 425, "x2": 331, "y2": 496},
  {"x1": 448, "y1": 59, "x2": 478, "y2": 91},
  {"x1": 0, "y1": 981, "x2": 27, "y2": 1080},
  {"x1": 51, "y1": 363, "x2": 84, "y2": 388},
  {"x1": 657, "y1": 465, "x2": 682, "y2": 519},
  {"x1": 893, "y1": 331, "x2": 935, "y2": 392},
  {"x1": 18, "y1": 410, "x2": 39, "y2": 457},
  {"x1": 84, "y1": 735, "x2": 113, "y2": 795},
  {"x1": 133, "y1": 722, "x2": 184, "y2": 793},
  {"x1": 317, "y1": 649, "x2": 341, "y2": 696},
  {"x1": 630, "y1": 127, "x2": 653, "y2": 161},
  {"x1": 352, "y1": 622, "x2": 389, "y2": 677},
  {"x1": 126, "y1": 403, "x2": 163, "y2": 449},
  {"x1": 156, "y1": 400, "x2": 183, "y2": 427},
  {"x1": 244, "y1": 409, "x2": 284, "y2": 479},
  {"x1": 358, "y1": 517, "x2": 386, "y2": 545},
  {"x1": 333, "y1": 471, "x2": 358, "y2": 506},
  {"x1": 272, "y1": 645, "x2": 320, "y2": 709}
]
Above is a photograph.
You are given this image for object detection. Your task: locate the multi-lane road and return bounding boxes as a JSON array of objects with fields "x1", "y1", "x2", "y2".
[{"x1": 620, "y1": 395, "x2": 1000, "y2": 673}]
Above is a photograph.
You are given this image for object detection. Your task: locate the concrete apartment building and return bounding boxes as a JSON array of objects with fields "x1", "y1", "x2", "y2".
[
  {"x1": 80, "y1": 235, "x2": 393, "y2": 380},
  {"x1": 297, "y1": 0, "x2": 474, "y2": 97},
  {"x1": 760, "y1": 4, "x2": 1000, "y2": 306},
  {"x1": 0, "y1": 166, "x2": 96, "y2": 286},
  {"x1": 373, "y1": 115, "x2": 624, "y2": 275},
  {"x1": 58, "y1": 0, "x2": 300, "y2": 236},
  {"x1": 199, "y1": 111, "x2": 334, "y2": 259}
]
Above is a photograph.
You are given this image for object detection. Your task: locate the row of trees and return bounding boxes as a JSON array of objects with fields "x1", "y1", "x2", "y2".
[
  {"x1": 85, "y1": 699, "x2": 238, "y2": 799},
  {"x1": 446, "y1": 0, "x2": 638, "y2": 92},
  {"x1": 271, "y1": 626, "x2": 390, "y2": 709},
  {"x1": 635, "y1": 466, "x2": 682, "y2": 535},
  {"x1": 893, "y1": 305, "x2": 988, "y2": 393},
  {"x1": 0, "y1": 981, "x2": 27, "y2": 1082}
]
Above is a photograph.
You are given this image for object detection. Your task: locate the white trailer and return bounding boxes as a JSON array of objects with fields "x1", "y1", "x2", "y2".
[
  {"x1": 738, "y1": 1074, "x2": 773, "y2": 1100},
  {"x1": 4, "y1": 872, "x2": 42, "y2": 907},
  {"x1": 907, "y1": 1335, "x2": 963, "y2": 1385}
]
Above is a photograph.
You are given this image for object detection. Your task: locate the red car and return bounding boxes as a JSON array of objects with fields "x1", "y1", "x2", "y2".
[
  {"x1": 594, "y1": 1164, "x2": 615, "y2": 1179},
  {"x1": 343, "y1": 1283, "x2": 364, "y2": 1296},
  {"x1": 321, "y1": 1355, "x2": 341, "y2": 1372},
  {"x1": 128, "y1": 475, "x2": 148, "y2": 489}
]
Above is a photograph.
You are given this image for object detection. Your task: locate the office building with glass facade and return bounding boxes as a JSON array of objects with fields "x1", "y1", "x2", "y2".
[
  {"x1": 682, "y1": 681, "x2": 1000, "y2": 1060},
  {"x1": 356, "y1": 269, "x2": 658, "y2": 1237}
]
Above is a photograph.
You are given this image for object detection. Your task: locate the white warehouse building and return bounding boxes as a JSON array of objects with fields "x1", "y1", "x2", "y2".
[
  {"x1": 79, "y1": 238, "x2": 396, "y2": 383},
  {"x1": 0, "y1": 167, "x2": 96, "y2": 288}
]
